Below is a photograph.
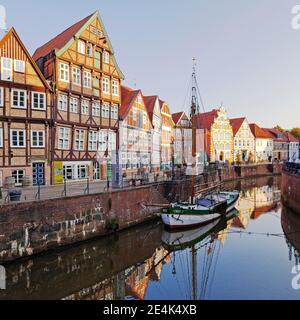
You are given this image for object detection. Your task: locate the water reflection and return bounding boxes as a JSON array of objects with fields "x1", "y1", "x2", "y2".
[{"x1": 2, "y1": 176, "x2": 300, "y2": 300}]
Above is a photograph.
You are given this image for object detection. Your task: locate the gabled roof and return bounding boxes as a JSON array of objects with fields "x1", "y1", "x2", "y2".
[
  {"x1": 263, "y1": 128, "x2": 289, "y2": 142},
  {"x1": 0, "y1": 28, "x2": 51, "y2": 90},
  {"x1": 172, "y1": 112, "x2": 185, "y2": 125},
  {"x1": 120, "y1": 86, "x2": 140, "y2": 119},
  {"x1": 144, "y1": 95, "x2": 159, "y2": 122},
  {"x1": 249, "y1": 124, "x2": 273, "y2": 139},
  {"x1": 230, "y1": 117, "x2": 246, "y2": 136},
  {"x1": 285, "y1": 131, "x2": 299, "y2": 143},
  {"x1": 195, "y1": 109, "x2": 218, "y2": 129},
  {"x1": 33, "y1": 11, "x2": 124, "y2": 79}
]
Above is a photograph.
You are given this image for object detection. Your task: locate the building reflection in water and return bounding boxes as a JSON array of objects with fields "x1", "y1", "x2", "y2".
[{"x1": 0, "y1": 176, "x2": 294, "y2": 301}]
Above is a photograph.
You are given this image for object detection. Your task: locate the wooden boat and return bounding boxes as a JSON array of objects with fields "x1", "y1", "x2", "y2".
[{"x1": 161, "y1": 191, "x2": 239, "y2": 229}]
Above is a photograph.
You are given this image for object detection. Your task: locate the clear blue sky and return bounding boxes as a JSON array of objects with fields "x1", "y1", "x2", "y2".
[{"x1": 1, "y1": 0, "x2": 300, "y2": 129}]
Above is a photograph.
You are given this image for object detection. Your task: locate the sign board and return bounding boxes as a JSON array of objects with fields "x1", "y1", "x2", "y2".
[{"x1": 53, "y1": 161, "x2": 64, "y2": 185}]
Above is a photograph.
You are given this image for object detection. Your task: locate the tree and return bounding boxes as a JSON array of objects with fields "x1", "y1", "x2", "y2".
[
  {"x1": 275, "y1": 125, "x2": 284, "y2": 132},
  {"x1": 291, "y1": 128, "x2": 300, "y2": 139}
]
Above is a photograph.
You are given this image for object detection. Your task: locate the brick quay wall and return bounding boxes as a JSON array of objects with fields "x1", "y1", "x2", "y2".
[
  {"x1": 0, "y1": 163, "x2": 282, "y2": 263},
  {"x1": 281, "y1": 169, "x2": 300, "y2": 214}
]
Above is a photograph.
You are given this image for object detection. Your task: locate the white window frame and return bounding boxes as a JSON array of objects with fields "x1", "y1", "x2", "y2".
[
  {"x1": 83, "y1": 71, "x2": 92, "y2": 88},
  {"x1": 31, "y1": 130, "x2": 45, "y2": 148},
  {"x1": 88, "y1": 131, "x2": 98, "y2": 151},
  {"x1": 14, "y1": 60, "x2": 25, "y2": 73},
  {"x1": 78, "y1": 40, "x2": 86, "y2": 55},
  {"x1": 12, "y1": 170, "x2": 25, "y2": 186},
  {"x1": 58, "y1": 94, "x2": 68, "y2": 111},
  {"x1": 103, "y1": 51, "x2": 110, "y2": 64},
  {"x1": 112, "y1": 80, "x2": 119, "y2": 96},
  {"x1": 72, "y1": 67, "x2": 81, "y2": 86},
  {"x1": 0, "y1": 128, "x2": 3, "y2": 147},
  {"x1": 0, "y1": 87, "x2": 4, "y2": 107},
  {"x1": 70, "y1": 97, "x2": 79, "y2": 113},
  {"x1": 86, "y1": 43, "x2": 93, "y2": 57},
  {"x1": 101, "y1": 104, "x2": 110, "y2": 118},
  {"x1": 31, "y1": 92, "x2": 46, "y2": 110},
  {"x1": 102, "y1": 77, "x2": 110, "y2": 94},
  {"x1": 92, "y1": 101, "x2": 101, "y2": 117},
  {"x1": 58, "y1": 127, "x2": 70, "y2": 150},
  {"x1": 1, "y1": 57, "x2": 12, "y2": 81},
  {"x1": 111, "y1": 105, "x2": 118, "y2": 120},
  {"x1": 11, "y1": 89, "x2": 27, "y2": 109},
  {"x1": 81, "y1": 100, "x2": 89, "y2": 115},
  {"x1": 10, "y1": 129, "x2": 26, "y2": 148},
  {"x1": 75, "y1": 129, "x2": 85, "y2": 151},
  {"x1": 59, "y1": 63, "x2": 69, "y2": 82}
]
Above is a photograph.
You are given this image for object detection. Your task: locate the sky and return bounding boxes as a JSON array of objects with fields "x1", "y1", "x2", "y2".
[{"x1": 1, "y1": 0, "x2": 300, "y2": 129}]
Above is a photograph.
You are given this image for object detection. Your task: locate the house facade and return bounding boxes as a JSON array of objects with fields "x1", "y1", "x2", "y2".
[
  {"x1": 119, "y1": 86, "x2": 152, "y2": 178},
  {"x1": 196, "y1": 107, "x2": 234, "y2": 163},
  {"x1": 172, "y1": 112, "x2": 192, "y2": 167},
  {"x1": 249, "y1": 124, "x2": 273, "y2": 162},
  {"x1": 159, "y1": 100, "x2": 174, "y2": 171},
  {"x1": 285, "y1": 132, "x2": 299, "y2": 162},
  {"x1": 230, "y1": 118, "x2": 255, "y2": 163},
  {"x1": 33, "y1": 11, "x2": 124, "y2": 184},
  {"x1": 144, "y1": 95, "x2": 162, "y2": 173},
  {"x1": 0, "y1": 28, "x2": 52, "y2": 187},
  {"x1": 264, "y1": 128, "x2": 288, "y2": 162}
]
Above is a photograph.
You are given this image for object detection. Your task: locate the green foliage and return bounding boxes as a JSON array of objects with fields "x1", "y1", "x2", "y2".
[
  {"x1": 291, "y1": 128, "x2": 300, "y2": 139},
  {"x1": 275, "y1": 125, "x2": 284, "y2": 132}
]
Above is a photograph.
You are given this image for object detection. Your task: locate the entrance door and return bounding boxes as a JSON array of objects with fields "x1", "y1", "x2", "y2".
[
  {"x1": 32, "y1": 163, "x2": 45, "y2": 186},
  {"x1": 242, "y1": 151, "x2": 247, "y2": 161}
]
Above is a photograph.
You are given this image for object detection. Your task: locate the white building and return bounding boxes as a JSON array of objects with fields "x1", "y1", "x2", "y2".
[
  {"x1": 144, "y1": 96, "x2": 162, "y2": 172},
  {"x1": 249, "y1": 124, "x2": 273, "y2": 162},
  {"x1": 285, "y1": 132, "x2": 300, "y2": 162},
  {"x1": 230, "y1": 118, "x2": 255, "y2": 162}
]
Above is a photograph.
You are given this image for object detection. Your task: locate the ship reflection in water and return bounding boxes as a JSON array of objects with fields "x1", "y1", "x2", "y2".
[{"x1": 1, "y1": 176, "x2": 300, "y2": 300}]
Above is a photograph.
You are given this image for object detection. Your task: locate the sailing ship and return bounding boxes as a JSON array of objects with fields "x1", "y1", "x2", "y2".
[{"x1": 161, "y1": 60, "x2": 239, "y2": 229}]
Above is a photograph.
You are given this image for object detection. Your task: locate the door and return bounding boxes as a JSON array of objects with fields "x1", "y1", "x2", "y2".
[{"x1": 32, "y1": 163, "x2": 45, "y2": 186}]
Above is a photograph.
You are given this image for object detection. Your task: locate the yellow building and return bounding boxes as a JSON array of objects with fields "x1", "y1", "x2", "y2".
[
  {"x1": 159, "y1": 100, "x2": 174, "y2": 171},
  {"x1": 196, "y1": 107, "x2": 234, "y2": 163}
]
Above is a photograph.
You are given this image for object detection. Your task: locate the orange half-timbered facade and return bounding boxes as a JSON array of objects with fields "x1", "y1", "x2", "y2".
[
  {"x1": 0, "y1": 28, "x2": 52, "y2": 187},
  {"x1": 33, "y1": 11, "x2": 124, "y2": 183}
]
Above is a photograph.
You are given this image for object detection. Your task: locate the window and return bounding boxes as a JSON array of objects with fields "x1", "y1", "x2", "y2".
[
  {"x1": 72, "y1": 67, "x2": 81, "y2": 86},
  {"x1": 143, "y1": 112, "x2": 147, "y2": 126},
  {"x1": 99, "y1": 131, "x2": 107, "y2": 151},
  {"x1": 1, "y1": 57, "x2": 12, "y2": 81},
  {"x1": 83, "y1": 71, "x2": 92, "y2": 88},
  {"x1": 81, "y1": 100, "x2": 89, "y2": 115},
  {"x1": 101, "y1": 104, "x2": 110, "y2": 118},
  {"x1": 11, "y1": 130, "x2": 26, "y2": 148},
  {"x1": 59, "y1": 63, "x2": 69, "y2": 82},
  {"x1": 78, "y1": 165, "x2": 88, "y2": 179},
  {"x1": 12, "y1": 170, "x2": 24, "y2": 186},
  {"x1": 14, "y1": 60, "x2": 25, "y2": 73},
  {"x1": 111, "y1": 105, "x2": 118, "y2": 120},
  {"x1": 75, "y1": 129, "x2": 85, "y2": 151},
  {"x1": 102, "y1": 77, "x2": 110, "y2": 94},
  {"x1": 12, "y1": 89, "x2": 27, "y2": 109},
  {"x1": 70, "y1": 97, "x2": 79, "y2": 113},
  {"x1": 103, "y1": 51, "x2": 110, "y2": 64},
  {"x1": 132, "y1": 108, "x2": 137, "y2": 121},
  {"x1": 112, "y1": 80, "x2": 119, "y2": 96},
  {"x1": 0, "y1": 87, "x2": 4, "y2": 107},
  {"x1": 0, "y1": 128, "x2": 3, "y2": 147},
  {"x1": 92, "y1": 102, "x2": 101, "y2": 117},
  {"x1": 58, "y1": 127, "x2": 70, "y2": 150},
  {"x1": 32, "y1": 92, "x2": 46, "y2": 110},
  {"x1": 86, "y1": 44, "x2": 93, "y2": 57},
  {"x1": 58, "y1": 94, "x2": 68, "y2": 111},
  {"x1": 89, "y1": 131, "x2": 98, "y2": 151},
  {"x1": 31, "y1": 131, "x2": 45, "y2": 148},
  {"x1": 64, "y1": 165, "x2": 74, "y2": 181},
  {"x1": 78, "y1": 40, "x2": 85, "y2": 54}
]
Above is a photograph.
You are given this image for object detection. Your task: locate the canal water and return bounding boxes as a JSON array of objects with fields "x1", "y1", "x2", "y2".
[{"x1": 1, "y1": 176, "x2": 300, "y2": 300}]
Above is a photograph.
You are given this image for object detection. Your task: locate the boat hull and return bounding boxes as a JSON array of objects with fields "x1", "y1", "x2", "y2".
[{"x1": 161, "y1": 212, "x2": 221, "y2": 229}]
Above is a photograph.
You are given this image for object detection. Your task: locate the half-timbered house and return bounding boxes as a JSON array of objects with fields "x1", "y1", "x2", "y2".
[
  {"x1": 33, "y1": 11, "x2": 124, "y2": 183},
  {"x1": 0, "y1": 28, "x2": 52, "y2": 187}
]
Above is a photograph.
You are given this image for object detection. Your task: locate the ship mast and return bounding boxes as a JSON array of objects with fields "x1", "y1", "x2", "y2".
[{"x1": 191, "y1": 58, "x2": 197, "y2": 201}]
